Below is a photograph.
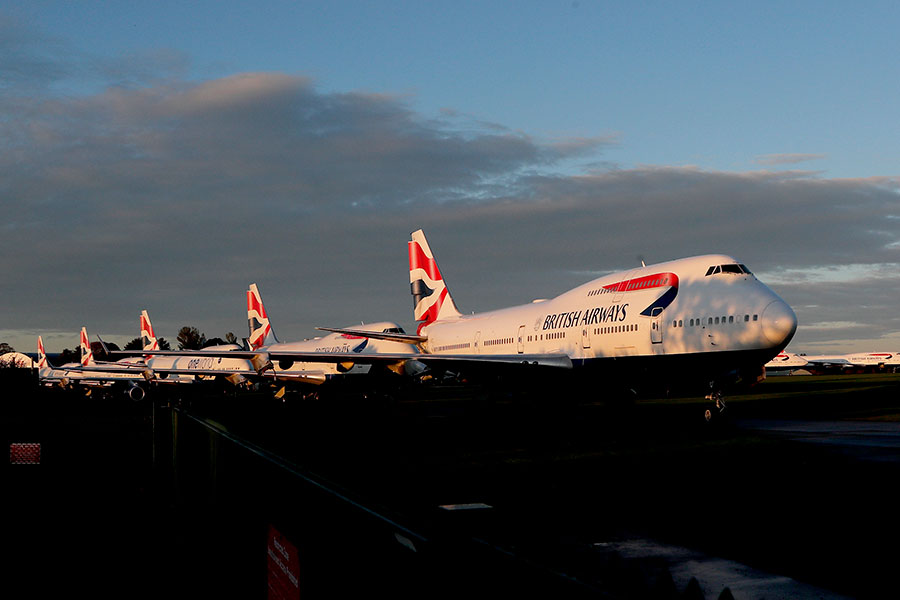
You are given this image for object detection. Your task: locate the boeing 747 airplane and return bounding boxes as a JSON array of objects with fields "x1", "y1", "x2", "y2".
[
  {"x1": 112, "y1": 285, "x2": 419, "y2": 396},
  {"x1": 314, "y1": 229, "x2": 798, "y2": 419}
]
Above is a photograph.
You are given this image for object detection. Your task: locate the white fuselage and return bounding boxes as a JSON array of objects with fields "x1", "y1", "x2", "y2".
[
  {"x1": 805, "y1": 352, "x2": 900, "y2": 368},
  {"x1": 420, "y1": 254, "x2": 796, "y2": 386},
  {"x1": 267, "y1": 322, "x2": 418, "y2": 378}
]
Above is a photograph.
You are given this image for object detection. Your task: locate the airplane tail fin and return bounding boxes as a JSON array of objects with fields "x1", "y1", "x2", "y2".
[
  {"x1": 80, "y1": 327, "x2": 95, "y2": 366},
  {"x1": 140, "y1": 310, "x2": 159, "y2": 352},
  {"x1": 247, "y1": 283, "x2": 279, "y2": 349},
  {"x1": 408, "y1": 229, "x2": 462, "y2": 332},
  {"x1": 37, "y1": 336, "x2": 49, "y2": 369}
]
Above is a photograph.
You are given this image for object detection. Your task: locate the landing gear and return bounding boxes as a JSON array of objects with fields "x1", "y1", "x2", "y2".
[{"x1": 704, "y1": 389, "x2": 726, "y2": 423}]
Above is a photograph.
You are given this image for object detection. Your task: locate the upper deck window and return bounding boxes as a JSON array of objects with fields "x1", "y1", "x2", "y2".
[{"x1": 705, "y1": 263, "x2": 752, "y2": 276}]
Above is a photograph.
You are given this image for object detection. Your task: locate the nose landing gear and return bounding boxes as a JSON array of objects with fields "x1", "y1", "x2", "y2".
[{"x1": 704, "y1": 389, "x2": 726, "y2": 423}]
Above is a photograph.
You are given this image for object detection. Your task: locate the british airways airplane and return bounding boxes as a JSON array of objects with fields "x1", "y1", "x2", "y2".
[
  {"x1": 316, "y1": 229, "x2": 798, "y2": 419},
  {"x1": 37, "y1": 328, "x2": 149, "y2": 398},
  {"x1": 112, "y1": 285, "x2": 419, "y2": 393},
  {"x1": 802, "y1": 352, "x2": 900, "y2": 370}
]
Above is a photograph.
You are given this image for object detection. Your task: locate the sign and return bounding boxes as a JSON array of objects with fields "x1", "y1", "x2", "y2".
[
  {"x1": 10, "y1": 443, "x2": 41, "y2": 465},
  {"x1": 267, "y1": 525, "x2": 300, "y2": 600}
]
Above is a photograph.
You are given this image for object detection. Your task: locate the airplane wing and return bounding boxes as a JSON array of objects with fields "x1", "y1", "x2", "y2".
[
  {"x1": 74, "y1": 363, "x2": 150, "y2": 373},
  {"x1": 140, "y1": 367, "x2": 328, "y2": 385},
  {"x1": 315, "y1": 326, "x2": 428, "y2": 345},
  {"x1": 265, "y1": 350, "x2": 573, "y2": 369},
  {"x1": 113, "y1": 348, "x2": 573, "y2": 370}
]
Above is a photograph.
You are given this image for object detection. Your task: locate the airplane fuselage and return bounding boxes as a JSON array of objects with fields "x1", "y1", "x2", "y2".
[{"x1": 420, "y1": 254, "x2": 796, "y2": 390}]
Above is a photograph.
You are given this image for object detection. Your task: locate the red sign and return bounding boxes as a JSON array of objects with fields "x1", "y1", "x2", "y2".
[
  {"x1": 267, "y1": 525, "x2": 300, "y2": 600},
  {"x1": 10, "y1": 443, "x2": 41, "y2": 465}
]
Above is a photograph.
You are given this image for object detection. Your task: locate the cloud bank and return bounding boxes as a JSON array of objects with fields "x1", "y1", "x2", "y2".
[{"x1": 2, "y1": 23, "x2": 899, "y2": 353}]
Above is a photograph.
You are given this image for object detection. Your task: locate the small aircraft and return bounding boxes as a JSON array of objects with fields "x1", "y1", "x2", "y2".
[{"x1": 314, "y1": 229, "x2": 798, "y2": 419}]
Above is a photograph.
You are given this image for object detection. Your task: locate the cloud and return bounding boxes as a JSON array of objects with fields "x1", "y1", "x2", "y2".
[
  {"x1": 2, "y1": 20, "x2": 900, "y2": 355},
  {"x1": 754, "y1": 153, "x2": 826, "y2": 166}
]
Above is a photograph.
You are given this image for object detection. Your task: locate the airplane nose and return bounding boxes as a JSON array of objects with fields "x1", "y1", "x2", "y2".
[{"x1": 761, "y1": 300, "x2": 798, "y2": 346}]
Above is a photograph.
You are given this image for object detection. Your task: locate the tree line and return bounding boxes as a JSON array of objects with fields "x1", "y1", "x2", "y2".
[{"x1": 2, "y1": 326, "x2": 238, "y2": 364}]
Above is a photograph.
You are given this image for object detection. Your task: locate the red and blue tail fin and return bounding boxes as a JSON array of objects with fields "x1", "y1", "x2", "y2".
[
  {"x1": 247, "y1": 283, "x2": 279, "y2": 349},
  {"x1": 408, "y1": 230, "x2": 461, "y2": 332},
  {"x1": 140, "y1": 310, "x2": 159, "y2": 352},
  {"x1": 37, "y1": 336, "x2": 48, "y2": 369},
  {"x1": 80, "y1": 327, "x2": 95, "y2": 366}
]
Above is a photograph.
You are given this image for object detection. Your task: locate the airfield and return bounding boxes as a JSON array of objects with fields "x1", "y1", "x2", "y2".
[{"x1": 4, "y1": 371, "x2": 900, "y2": 598}]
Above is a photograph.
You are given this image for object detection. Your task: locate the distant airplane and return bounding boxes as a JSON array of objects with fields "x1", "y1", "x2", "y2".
[
  {"x1": 112, "y1": 284, "x2": 420, "y2": 395},
  {"x1": 76, "y1": 311, "x2": 249, "y2": 390},
  {"x1": 764, "y1": 352, "x2": 809, "y2": 372},
  {"x1": 802, "y1": 352, "x2": 900, "y2": 370},
  {"x1": 315, "y1": 229, "x2": 798, "y2": 419},
  {"x1": 37, "y1": 335, "x2": 83, "y2": 388},
  {"x1": 0, "y1": 351, "x2": 35, "y2": 369},
  {"x1": 243, "y1": 283, "x2": 420, "y2": 387},
  {"x1": 72, "y1": 327, "x2": 151, "y2": 399}
]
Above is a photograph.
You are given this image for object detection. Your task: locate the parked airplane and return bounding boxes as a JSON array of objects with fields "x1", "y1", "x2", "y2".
[
  {"x1": 37, "y1": 329, "x2": 147, "y2": 398},
  {"x1": 74, "y1": 327, "x2": 151, "y2": 398},
  {"x1": 314, "y1": 229, "x2": 798, "y2": 419},
  {"x1": 764, "y1": 352, "x2": 809, "y2": 372},
  {"x1": 802, "y1": 352, "x2": 900, "y2": 370},
  {"x1": 112, "y1": 285, "x2": 419, "y2": 395},
  {"x1": 73, "y1": 312, "x2": 246, "y2": 390},
  {"x1": 243, "y1": 283, "x2": 419, "y2": 386},
  {"x1": 37, "y1": 335, "x2": 83, "y2": 388}
]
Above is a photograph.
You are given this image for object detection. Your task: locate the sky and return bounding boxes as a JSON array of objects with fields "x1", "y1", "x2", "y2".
[{"x1": 2, "y1": 1, "x2": 900, "y2": 355}]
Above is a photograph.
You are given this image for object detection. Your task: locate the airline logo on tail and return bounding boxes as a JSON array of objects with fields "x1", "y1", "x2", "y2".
[
  {"x1": 247, "y1": 283, "x2": 278, "y2": 349},
  {"x1": 408, "y1": 230, "x2": 461, "y2": 333},
  {"x1": 80, "y1": 327, "x2": 95, "y2": 366},
  {"x1": 37, "y1": 336, "x2": 48, "y2": 369},
  {"x1": 140, "y1": 310, "x2": 159, "y2": 352}
]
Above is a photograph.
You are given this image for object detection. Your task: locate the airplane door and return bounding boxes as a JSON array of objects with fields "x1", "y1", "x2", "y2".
[
  {"x1": 474, "y1": 331, "x2": 481, "y2": 354},
  {"x1": 581, "y1": 326, "x2": 591, "y2": 349},
  {"x1": 517, "y1": 325, "x2": 526, "y2": 354},
  {"x1": 650, "y1": 307, "x2": 663, "y2": 344}
]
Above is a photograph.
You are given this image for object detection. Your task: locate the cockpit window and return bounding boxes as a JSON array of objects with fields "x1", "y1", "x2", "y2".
[
  {"x1": 383, "y1": 327, "x2": 406, "y2": 334},
  {"x1": 706, "y1": 263, "x2": 752, "y2": 276}
]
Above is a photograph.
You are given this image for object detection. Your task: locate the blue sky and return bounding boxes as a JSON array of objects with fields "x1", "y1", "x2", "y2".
[
  {"x1": 3, "y1": 2, "x2": 900, "y2": 355},
  {"x1": 13, "y1": 1, "x2": 900, "y2": 178}
]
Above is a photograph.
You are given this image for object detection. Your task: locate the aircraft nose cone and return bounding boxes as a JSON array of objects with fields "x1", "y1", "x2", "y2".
[{"x1": 761, "y1": 300, "x2": 798, "y2": 346}]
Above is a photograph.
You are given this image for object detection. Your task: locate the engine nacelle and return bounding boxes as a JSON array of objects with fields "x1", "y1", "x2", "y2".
[{"x1": 127, "y1": 384, "x2": 146, "y2": 401}]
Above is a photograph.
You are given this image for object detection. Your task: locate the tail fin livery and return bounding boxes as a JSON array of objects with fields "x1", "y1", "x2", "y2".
[
  {"x1": 80, "y1": 327, "x2": 95, "y2": 366},
  {"x1": 37, "y1": 336, "x2": 48, "y2": 369},
  {"x1": 247, "y1": 283, "x2": 279, "y2": 349},
  {"x1": 140, "y1": 310, "x2": 159, "y2": 352},
  {"x1": 408, "y1": 229, "x2": 461, "y2": 332}
]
